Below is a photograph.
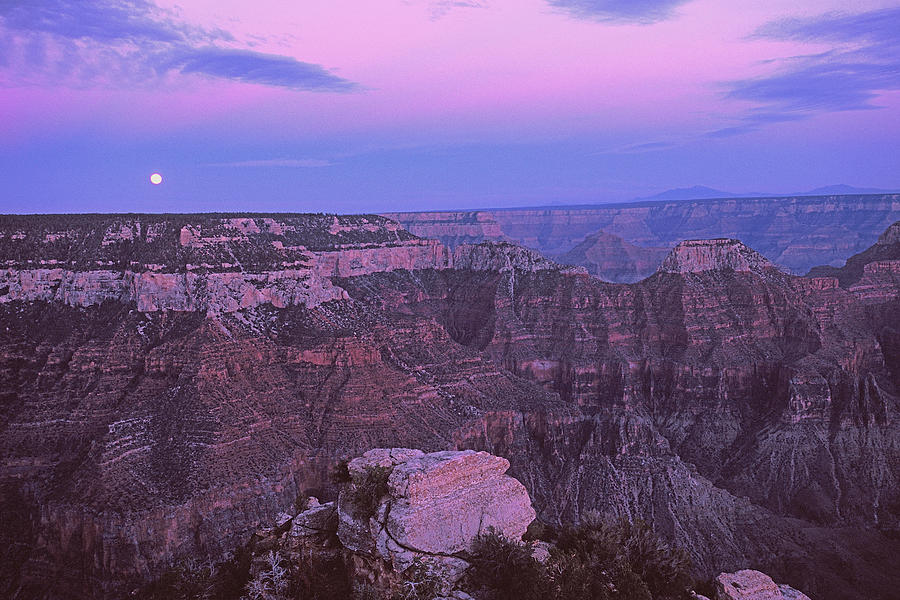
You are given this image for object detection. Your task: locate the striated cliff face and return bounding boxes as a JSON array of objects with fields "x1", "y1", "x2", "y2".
[
  {"x1": 807, "y1": 220, "x2": 900, "y2": 297},
  {"x1": 386, "y1": 193, "x2": 899, "y2": 275},
  {"x1": 379, "y1": 211, "x2": 508, "y2": 249},
  {"x1": 1, "y1": 215, "x2": 899, "y2": 600},
  {"x1": 0, "y1": 215, "x2": 449, "y2": 313},
  {"x1": 337, "y1": 225, "x2": 900, "y2": 599},
  {"x1": 658, "y1": 239, "x2": 776, "y2": 274},
  {"x1": 452, "y1": 242, "x2": 585, "y2": 274}
]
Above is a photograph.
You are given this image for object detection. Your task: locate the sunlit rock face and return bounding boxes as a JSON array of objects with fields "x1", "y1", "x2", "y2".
[
  {"x1": 0, "y1": 214, "x2": 448, "y2": 313},
  {"x1": 1, "y1": 215, "x2": 899, "y2": 600},
  {"x1": 658, "y1": 239, "x2": 775, "y2": 274},
  {"x1": 337, "y1": 448, "x2": 535, "y2": 596}
]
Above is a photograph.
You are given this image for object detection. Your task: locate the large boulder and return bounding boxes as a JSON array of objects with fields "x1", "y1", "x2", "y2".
[
  {"x1": 337, "y1": 448, "x2": 536, "y2": 595},
  {"x1": 385, "y1": 449, "x2": 535, "y2": 554}
]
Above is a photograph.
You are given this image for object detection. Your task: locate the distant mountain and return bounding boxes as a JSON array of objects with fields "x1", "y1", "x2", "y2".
[
  {"x1": 800, "y1": 184, "x2": 899, "y2": 196},
  {"x1": 635, "y1": 186, "x2": 739, "y2": 201},
  {"x1": 636, "y1": 184, "x2": 899, "y2": 203}
]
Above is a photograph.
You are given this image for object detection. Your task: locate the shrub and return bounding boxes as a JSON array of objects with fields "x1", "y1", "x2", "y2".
[
  {"x1": 242, "y1": 551, "x2": 289, "y2": 600},
  {"x1": 134, "y1": 551, "x2": 252, "y2": 600},
  {"x1": 549, "y1": 513, "x2": 693, "y2": 600},
  {"x1": 293, "y1": 547, "x2": 352, "y2": 600},
  {"x1": 349, "y1": 465, "x2": 392, "y2": 519},
  {"x1": 392, "y1": 560, "x2": 443, "y2": 600},
  {"x1": 353, "y1": 582, "x2": 381, "y2": 600},
  {"x1": 523, "y1": 519, "x2": 557, "y2": 543},
  {"x1": 467, "y1": 528, "x2": 551, "y2": 600},
  {"x1": 135, "y1": 560, "x2": 214, "y2": 600}
]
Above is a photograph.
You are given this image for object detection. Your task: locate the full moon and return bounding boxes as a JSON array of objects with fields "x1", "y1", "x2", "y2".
[{"x1": 150, "y1": 173, "x2": 162, "y2": 185}]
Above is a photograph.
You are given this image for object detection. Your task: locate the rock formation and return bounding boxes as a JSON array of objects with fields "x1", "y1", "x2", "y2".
[
  {"x1": 554, "y1": 230, "x2": 668, "y2": 282},
  {"x1": 658, "y1": 238, "x2": 776, "y2": 274},
  {"x1": 0, "y1": 214, "x2": 450, "y2": 312},
  {"x1": 1, "y1": 214, "x2": 899, "y2": 600},
  {"x1": 336, "y1": 448, "x2": 535, "y2": 596},
  {"x1": 807, "y1": 219, "x2": 900, "y2": 299},
  {"x1": 453, "y1": 241, "x2": 585, "y2": 274},
  {"x1": 386, "y1": 193, "x2": 899, "y2": 274},
  {"x1": 715, "y1": 570, "x2": 812, "y2": 600}
]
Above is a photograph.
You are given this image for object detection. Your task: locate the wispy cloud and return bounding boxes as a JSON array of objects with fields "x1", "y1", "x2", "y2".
[
  {"x1": 0, "y1": 0, "x2": 189, "y2": 43},
  {"x1": 206, "y1": 158, "x2": 335, "y2": 168},
  {"x1": 166, "y1": 48, "x2": 356, "y2": 92},
  {"x1": 0, "y1": 0, "x2": 357, "y2": 92},
  {"x1": 546, "y1": 0, "x2": 692, "y2": 24},
  {"x1": 428, "y1": 1, "x2": 488, "y2": 19},
  {"x1": 616, "y1": 140, "x2": 677, "y2": 153},
  {"x1": 713, "y1": 7, "x2": 900, "y2": 136}
]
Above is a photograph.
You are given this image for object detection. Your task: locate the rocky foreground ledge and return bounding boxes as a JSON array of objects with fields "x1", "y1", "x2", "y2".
[{"x1": 251, "y1": 448, "x2": 811, "y2": 600}]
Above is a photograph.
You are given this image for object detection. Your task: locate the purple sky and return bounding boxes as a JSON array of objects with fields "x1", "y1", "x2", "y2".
[{"x1": 1, "y1": 0, "x2": 899, "y2": 213}]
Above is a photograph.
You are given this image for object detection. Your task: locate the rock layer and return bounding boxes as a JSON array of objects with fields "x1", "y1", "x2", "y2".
[
  {"x1": 658, "y1": 239, "x2": 775, "y2": 274},
  {"x1": 0, "y1": 214, "x2": 449, "y2": 313},
  {"x1": 386, "y1": 193, "x2": 899, "y2": 274}
]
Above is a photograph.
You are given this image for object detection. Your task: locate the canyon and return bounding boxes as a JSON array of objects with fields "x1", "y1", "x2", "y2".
[
  {"x1": 385, "y1": 193, "x2": 899, "y2": 279},
  {"x1": 0, "y1": 211, "x2": 898, "y2": 599}
]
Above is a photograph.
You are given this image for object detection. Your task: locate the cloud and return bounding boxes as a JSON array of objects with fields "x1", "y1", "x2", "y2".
[
  {"x1": 428, "y1": 1, "x2": 488, "y2": 19},
  {"x1": 0, "y1": 0, "x2": 186, "y2": 43},
  {"x1": 166, "y1": 48, "x2": 356, "y2": 92},
  {"x1": 0, "y1": 0, "x2": 357, "y2": 92},
  {"x1": 207, "y1": 158, "x2": 334, "y2": 168},
  {"x1": 753, "y1": 7, "x2": 900, "y2": 48},
  {"x1": 712, "y1": 7, "x2": 900, "y2": 138},
  {"x1": 617, "y1": 140, "x2": 677, "y2": 153},
  {"x1": 546, "y1": 0, "x2": 692, "y2": 24}
]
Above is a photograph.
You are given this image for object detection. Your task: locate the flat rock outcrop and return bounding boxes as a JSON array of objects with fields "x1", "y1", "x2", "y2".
[
  {"x1": 715, "y1": 570, "x2": 812, "y2": 600},
  {"x1": 337, "y1": 448, "x2": 535, "y2": 595},
  {"x1": 658, "y1": 239, "x2": 776, "y2": 275}
]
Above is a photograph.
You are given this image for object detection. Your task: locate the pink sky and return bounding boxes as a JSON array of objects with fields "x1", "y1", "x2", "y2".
[{"x1": 1, "y1": 0, "x2": 898, "y2": 212}]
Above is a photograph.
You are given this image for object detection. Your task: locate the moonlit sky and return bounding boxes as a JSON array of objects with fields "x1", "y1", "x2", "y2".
[{"x1": 1, "y1": 0, "x2": 899, "y2": 213}]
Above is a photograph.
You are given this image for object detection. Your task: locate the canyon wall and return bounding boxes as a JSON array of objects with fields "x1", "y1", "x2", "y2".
[
  {"x1": 385, "y1": 193, "x2": 899, "y2": 277},
  {"x1": 1, "y1": 215, "x2": 899, "y2": 599}
]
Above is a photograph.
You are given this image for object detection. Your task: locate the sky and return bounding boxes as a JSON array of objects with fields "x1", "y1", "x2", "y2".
[{"x1": 1, "y1": 0, "x2": 899, "y2": 213}]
